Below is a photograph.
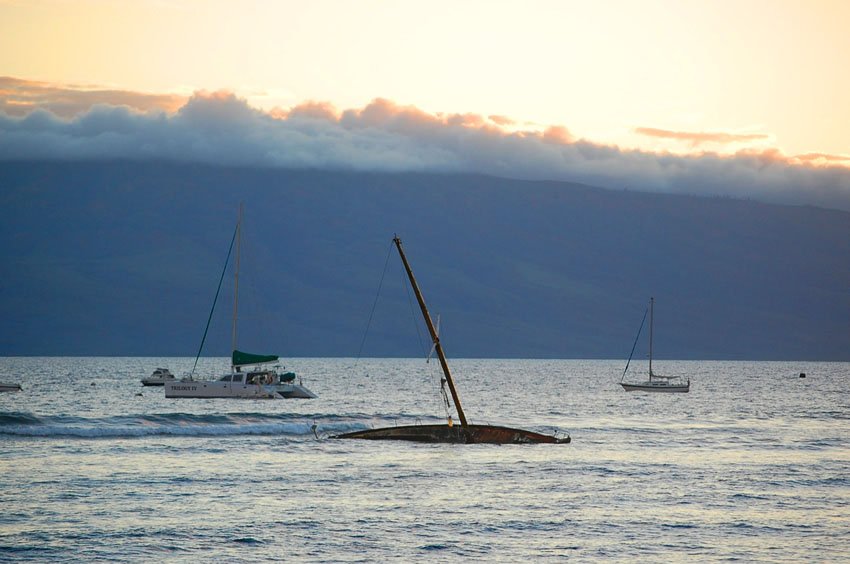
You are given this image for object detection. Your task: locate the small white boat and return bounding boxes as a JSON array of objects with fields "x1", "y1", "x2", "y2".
[
  {"x1": 0, "y1": 382, "x2": 22, "y2": 392},
  {"x1": 141, "y1": 368, "x2": 176, "y2": 386},
  {"x1": 620, "y1": 297, "x2": 690, "y2": 393}
]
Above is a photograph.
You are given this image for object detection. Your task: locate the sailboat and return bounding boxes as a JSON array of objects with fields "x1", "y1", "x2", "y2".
[
  {"x1": 620, "y1": 297, "x2": 690, "y2": 393},
  {"x1": 334, "y1": 236, "x2": 570, "y2": 444},
  {"x1": 165, "y1": 205, "x2": 316, "y2": 400}
]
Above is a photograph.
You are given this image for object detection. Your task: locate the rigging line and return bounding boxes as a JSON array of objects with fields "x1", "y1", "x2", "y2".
[
  {"x1": 354, "y1": 240, "x2": 395, "y2": 366},
  {"x1": 191, "y1": 224, "x2": 238, "y2": 378},
  {"x1": 429, "y1": 320, "x2": 453, "y2": 420},
  {"x1": 621, "y1": 306, "x2": 649, "y2": 382},
  {"x1": 426, "y1": 348, "x2": 450, "y2": 419},
  {"x1": 440, "y1": 377, "x2": 453, "y2": 419}
]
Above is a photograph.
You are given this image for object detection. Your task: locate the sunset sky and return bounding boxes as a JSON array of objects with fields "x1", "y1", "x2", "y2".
[{"x1": 2, "y1": 0, "x2": 849, "y2": 209}]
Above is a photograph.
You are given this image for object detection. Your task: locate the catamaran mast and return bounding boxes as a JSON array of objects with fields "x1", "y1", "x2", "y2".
[
  {"x1": 393, "y1": 236, "x2": 469, "y2": 428},
  {"x1": 649, "y1": 296, "x2": 654, "y2": 381},
  {"x1": 231, "y1": 203, "x2": 243, "y2": 357}
]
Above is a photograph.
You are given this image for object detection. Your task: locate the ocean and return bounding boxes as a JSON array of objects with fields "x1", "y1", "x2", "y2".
[{"x1": 1, "y1": 357, "x2": 847, "y2": 562}]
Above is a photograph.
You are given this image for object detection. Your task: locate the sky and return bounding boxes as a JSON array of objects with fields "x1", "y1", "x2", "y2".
[{"x1": 1, "y1": 0, "x2": 849, "y2": 209}]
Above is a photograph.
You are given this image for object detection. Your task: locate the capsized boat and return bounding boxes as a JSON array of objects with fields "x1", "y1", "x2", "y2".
[
  {"x1": 0, "y1": 382, "x2": 22, "y2": 392},
  {"x1": 164, "y1": 204, "x2": 316, "y2": 400},
  {"x1": 334, "y1": 236, "x2": 570, "y2": 444},
  {"x1": 141, "y1": 368, "x2": 176, "y2": 386},
  {"x1": 619, "y1": 297, "x2": 690, "y2": 393}
]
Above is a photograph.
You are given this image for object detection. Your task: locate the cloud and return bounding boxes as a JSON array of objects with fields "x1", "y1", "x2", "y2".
[
  {"x1": 282, "y1": 101, "x2": 339, "y2": 121},
  {"x1": 635, "y1": 126, "x2": 769, "y2": 146},
  {"x1": 0, "y1": 76, "x2": 186, "y2": 119},
  {"x1": 488, "y1": 115, "x2": 515, "y2": 127},
  {"x1": 1, "y1": 79, "x2": 849, "y2": 211},
  {"x1": 793, "y1": 152, "x2": 850, "y2": 164},
  {"x1": 543, "y1": 125, "x2": 573, "y2": 145}
]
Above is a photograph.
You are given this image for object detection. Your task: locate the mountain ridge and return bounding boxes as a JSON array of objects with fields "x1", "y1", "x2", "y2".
[{"x1": 1, "y1": 160, "x2": 848, "y2": 360}]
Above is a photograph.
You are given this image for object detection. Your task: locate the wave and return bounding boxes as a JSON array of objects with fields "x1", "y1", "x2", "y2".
[
  {"x1": 0, "y1": 411, "x2": 576, "y2": 440},
  {"x1": 1, "y1": 411, "x2": 566, "y2": 440},
  {"x1": 0, "y1": 411, "x2": 394, "y2": 439},
  {"x1": 0, "y1": 412, "x2": 42, "y2": 425}
]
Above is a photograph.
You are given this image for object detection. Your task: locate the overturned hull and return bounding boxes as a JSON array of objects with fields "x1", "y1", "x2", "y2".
[{"x1": 334, "y1": 424, "x2": 570, "y2": 444}]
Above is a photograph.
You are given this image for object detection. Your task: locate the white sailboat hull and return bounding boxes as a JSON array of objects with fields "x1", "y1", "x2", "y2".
[
  {"x1": 164, "y1": 379, "x2": 316, "y2": 399},
  {"x1": 620, "y1": 381, "x2": 690, "y2": 393}
]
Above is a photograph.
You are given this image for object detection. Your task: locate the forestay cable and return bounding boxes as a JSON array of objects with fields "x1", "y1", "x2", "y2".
[
  {"x1": 191, "y1": 224, "x2": 238, "y2": 378},
  {"x1": 621, "y1": 307, "x2": 648, "y2": 382},
  {"x1": 354, "y1": 240, "x2": 394, "y2": 364}
]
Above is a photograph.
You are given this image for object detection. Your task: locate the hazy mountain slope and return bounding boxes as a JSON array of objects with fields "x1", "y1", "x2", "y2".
[{"x1": 1, "y1": 161, "x2": 847, "y2": 360}]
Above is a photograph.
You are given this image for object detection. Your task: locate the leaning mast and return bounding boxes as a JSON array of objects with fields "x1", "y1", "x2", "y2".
[{"x1": 393, "y1": 236, "x2": 468, "y2": 428}]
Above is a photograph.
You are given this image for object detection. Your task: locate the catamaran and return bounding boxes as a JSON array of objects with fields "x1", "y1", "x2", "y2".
[
  {"x1": 620, "y1": 297, "x2": 690, "y2": 393},
  {"x1": 164, "y1": 205, "x2": 316, "y2": 400},
  {"x1": 334, "y1": 236, "x2": 570, "y2": 444}
]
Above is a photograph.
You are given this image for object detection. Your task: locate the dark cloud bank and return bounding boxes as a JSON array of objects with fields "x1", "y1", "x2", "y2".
[{"x1": 1, "y1": 86, "x2": 849, "y2": 211}]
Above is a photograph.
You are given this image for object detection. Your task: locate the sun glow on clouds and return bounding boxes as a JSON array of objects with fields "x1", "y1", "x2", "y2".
[
  {"x1": 1, "y1": 78, "x2": 849, "y2": 212},
  {"x1": 635, "y1": 127, "x2": 771, "y2": 148},
  {"x1": 0, "y1": 77, "x2": 186, "y2": 118}
]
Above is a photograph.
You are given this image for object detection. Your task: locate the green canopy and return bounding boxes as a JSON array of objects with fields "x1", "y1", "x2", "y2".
[{"x1": 232, "y1": 350, "x2": 279, "y2": 368}]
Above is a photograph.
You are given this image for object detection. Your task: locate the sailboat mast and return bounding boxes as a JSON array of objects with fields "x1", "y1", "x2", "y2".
[
  {"x1": 231, "y1": 203, "x2": 243, "y2": 357},
  {"x1": 649, "y1": 296, "x2": 654, "y2": 381},
  {"x1": 393, "y1": 236, "x2": 468, "y2": 428}
]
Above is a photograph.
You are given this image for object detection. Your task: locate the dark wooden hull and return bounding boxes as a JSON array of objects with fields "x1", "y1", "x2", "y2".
[{"x1": 333, "y1": 423, "x2": 570, "y2": 444}]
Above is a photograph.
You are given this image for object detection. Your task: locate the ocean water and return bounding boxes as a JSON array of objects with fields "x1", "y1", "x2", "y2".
[{"x1": 0, "y1": 357, "x2": 847, "y2": 562}]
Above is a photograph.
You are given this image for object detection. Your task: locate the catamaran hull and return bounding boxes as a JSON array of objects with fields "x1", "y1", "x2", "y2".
[
  {"x1": 164, "y1": 381, "x2": 317, "y2": 399},
  {"x1": 277, "y1": 384, "x2": 318, "y2": 399},
  {"x1": 164, "y1": 381, "x2": 277, "y2": 399},
  {"x1": 334, "y1": 424, "x2": 570, "y2": 444},
  {"x1": 620, "y1": 382, "x2": 690, "y2": 393}
]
